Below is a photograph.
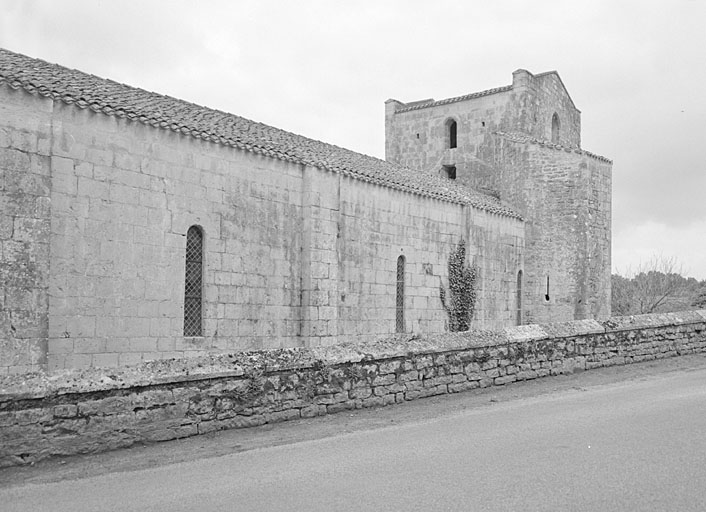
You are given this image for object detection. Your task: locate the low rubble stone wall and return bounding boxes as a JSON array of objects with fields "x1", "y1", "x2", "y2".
[{"x1": 2, "y1": 310, "x2": 706, "y2": 468}]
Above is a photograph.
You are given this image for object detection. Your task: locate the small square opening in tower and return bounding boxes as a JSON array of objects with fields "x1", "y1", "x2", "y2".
[{"x1": 443, "y1": 165, "x2": 456, "y2": 180}]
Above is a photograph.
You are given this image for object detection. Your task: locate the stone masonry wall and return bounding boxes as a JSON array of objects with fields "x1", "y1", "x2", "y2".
[
  {"x1": 1, "y1": 84, "x2": 526, "y2": 376},
  {"x1": 386, "y1": 116, "x2": 611, "y2": 327},
  {"x1": 490, "y1": 137, "x2": 612, "y2": 324},
  {"x1": 46, "y1": 100, "x2": 306, "y2": 370},
  {"x1": 336, "y1": 182, "x2": 465, "y2": 341},
  {"x1": 0, "y1": 85, "x2": 53, "y2": 375},
  {"x1": 384, "y1": 70, "x2": 581, "y2": 181},
  {"x1": 336, "y1": 181, "x2": 523, "y2": 339},
  {"x1": 1, "y1": 310, "x2": 704, "y2": 468},
  {"x1": 384, "y1": 70, "x2": 608, "y2": 326},
  {"x1": 514, "y1": 70, "x2": 581, "y2": 148},
  {"x1": 467, "y1": 207, "x2": 524, "y2": 328},
  {"x1": 385, "y1": 89, "x2": 515, "y2": 180}
]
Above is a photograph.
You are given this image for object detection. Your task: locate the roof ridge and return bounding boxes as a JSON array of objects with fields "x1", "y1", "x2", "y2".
[
  {"x1": 394, "y1": 85, "x2": 512, "y2": 113},
  {"x1": 392, "y1": 69, "x2": 581, "y2": 114},
  {"x1": 494, "y1": 131, "x2": 612, "y2": 164},
  {"x1": 0, "y1": 47, "x2": 522, "y2": 219}
]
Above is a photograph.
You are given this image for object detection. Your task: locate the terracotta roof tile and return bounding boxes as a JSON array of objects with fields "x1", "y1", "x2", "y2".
[{"x1": 0, "y1": 48, "x2": 522, "y2": 219}]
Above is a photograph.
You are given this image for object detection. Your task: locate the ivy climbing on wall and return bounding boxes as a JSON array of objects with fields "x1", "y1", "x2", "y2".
[{"x1": 439, "y1": 239, "x2": 478, "y2": 331}]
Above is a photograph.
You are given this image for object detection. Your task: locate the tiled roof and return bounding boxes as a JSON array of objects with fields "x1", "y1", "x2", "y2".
[
  {"x1": 494, "y1": 131, "x2": 612, "y2": 164},
  {"x1": 0, "y1": 48, "x2": 522, "y2": 219},
  {"x1": 393, "y1": 86, "x2": 512, "y2": 113}
]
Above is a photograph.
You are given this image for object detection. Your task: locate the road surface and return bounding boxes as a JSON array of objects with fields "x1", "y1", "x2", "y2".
[{"x1": 2, "y1": 355, "x2": 706, "y2": 511}]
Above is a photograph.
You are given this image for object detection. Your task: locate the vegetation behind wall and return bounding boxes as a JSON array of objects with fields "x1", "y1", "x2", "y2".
[{"x1": 612, "y1": 256, "x2": 706, "y2": 315}]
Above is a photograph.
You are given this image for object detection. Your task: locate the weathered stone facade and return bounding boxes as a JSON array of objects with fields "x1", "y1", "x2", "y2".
[
  {"x1": 0, "y1": 87, "x2": 53, "y2": 375},
  {"x1": 1, "y1": 310, "x2": 704, "y2": 468},
  {"x1": 386, "y1": 70, "x2": 612, "y2": 325},
  {"x1": 0, "y1": 50, "x2": 610, "y2": 375}
]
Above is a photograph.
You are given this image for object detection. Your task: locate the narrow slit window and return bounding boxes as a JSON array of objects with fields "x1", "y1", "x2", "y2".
[
  {"x1": 516, "y1": 270, "x2": 523, "y2": 325},
  {"x1": 184, "y1": 226, "x2": 203, "y2": 336},
  {"x1": 545, "y1": 275, "x2": 550, "y2": 302},
  {"x1": 448, "y1": 120, "x2": 457, "y2": 148},
  {"x1": 396, "y1": 255, "x2": 405, "y2": 333}
]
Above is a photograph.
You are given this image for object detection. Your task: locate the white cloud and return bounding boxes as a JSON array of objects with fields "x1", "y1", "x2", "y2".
[
  {"x1": 1, "y1": 0, "x2": 705, "y2": 280},
  {"x1": 613, "y1": 220, "x2": 706, "y2": 280}
]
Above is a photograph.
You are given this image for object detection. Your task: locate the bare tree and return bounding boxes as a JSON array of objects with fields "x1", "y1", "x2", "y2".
[{"x1": 613, "y1": 255, "x2": 692, "y2": 315}]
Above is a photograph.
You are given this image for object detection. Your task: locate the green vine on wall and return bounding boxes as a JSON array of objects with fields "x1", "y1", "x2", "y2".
[{"x1": 439, "y1": 239, "x2": 478, "y2": 332}]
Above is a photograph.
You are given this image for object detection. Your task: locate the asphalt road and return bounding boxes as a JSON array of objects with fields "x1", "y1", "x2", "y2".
[{"x1": 2, "y1": 356, "x2": 706, "y2": 511}]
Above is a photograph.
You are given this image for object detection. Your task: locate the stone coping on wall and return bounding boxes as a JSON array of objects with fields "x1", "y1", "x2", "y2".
[
  {"x1": 0, "y1": 332, "x2": 505, "y2": 400},
  {"x1": 504, "y1": 319, "x2": 605, "y2": 342},
  {"x1": 602, "y1": 310, "x2": 706, "y2": 332},
  {"x1": 2, "y1": 311, "x2": 705, "y2": 401}
]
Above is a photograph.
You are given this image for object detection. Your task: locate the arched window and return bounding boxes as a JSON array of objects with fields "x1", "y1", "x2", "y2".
[
  {"x1": 551, "y1": 113, "x2": 560, "y2": 143},
  {"x1": 516, "y1": 270, "x2": 523, "y2": 326},
  {"x1": 184, "y1": 225, "x2": 203, "y2": 336},
  {"x1": 448, "y1": 119, "x2": 457, "y2": 149},
  {"x1": 396, "y1": 255, "x2": 405, "y2": 333}
]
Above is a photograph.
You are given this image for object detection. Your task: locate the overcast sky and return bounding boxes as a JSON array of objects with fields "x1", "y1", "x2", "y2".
[{"x1": 2, "y1": 0, "x2": 705, "y2": 278}]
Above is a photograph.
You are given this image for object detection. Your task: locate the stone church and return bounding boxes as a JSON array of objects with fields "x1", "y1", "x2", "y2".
[{"x1": 0, "y1": 48, "x2": 612, "y2": 375}]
